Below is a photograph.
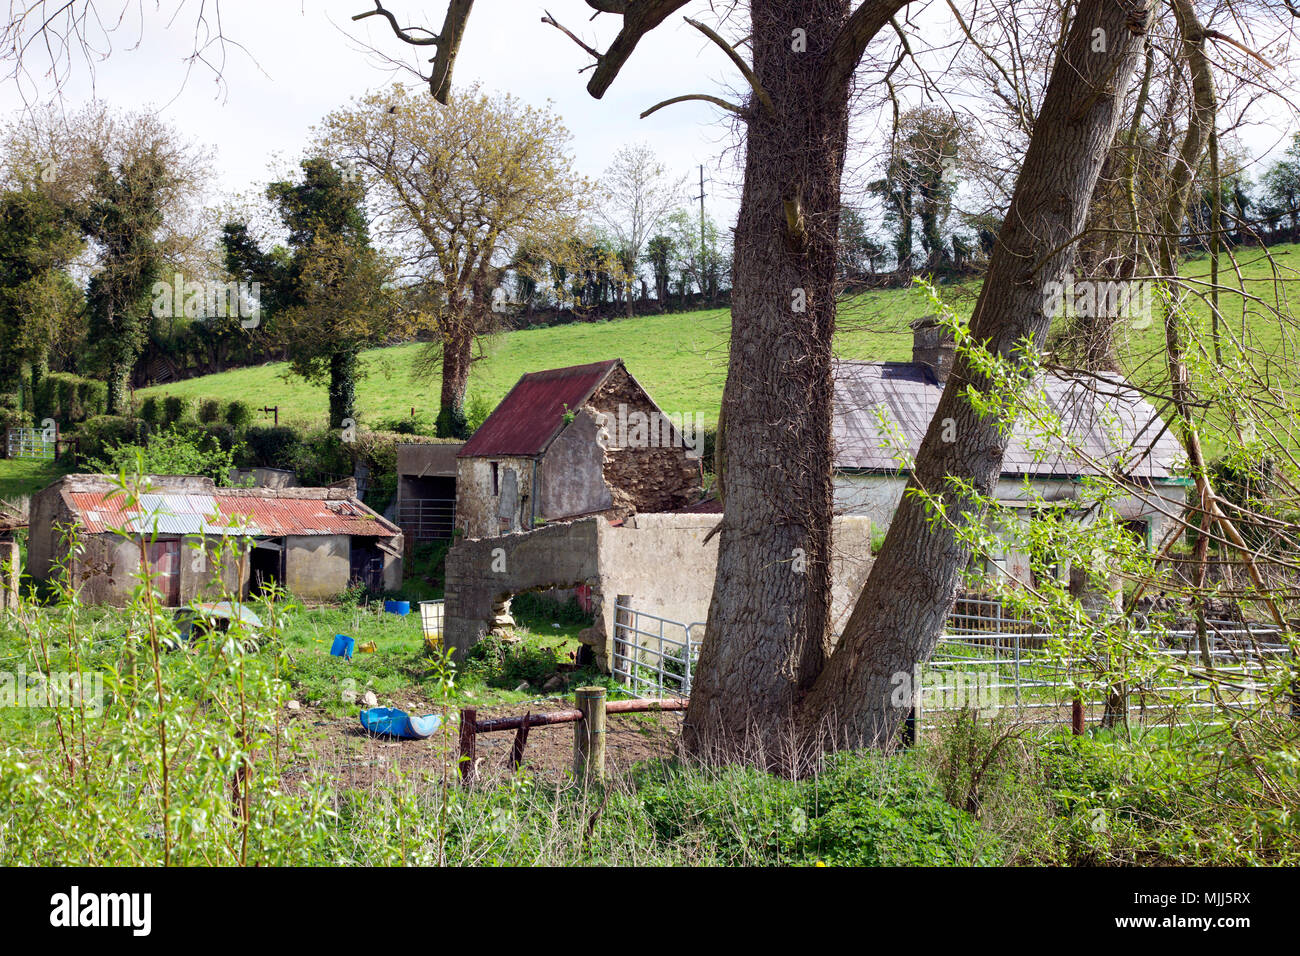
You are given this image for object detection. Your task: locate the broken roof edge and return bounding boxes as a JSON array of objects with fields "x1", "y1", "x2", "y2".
[{"x1": 458, "y1": 358, "x2": 624, "y2": 459}]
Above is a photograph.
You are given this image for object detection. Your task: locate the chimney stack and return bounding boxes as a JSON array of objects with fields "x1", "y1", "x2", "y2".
[{"x1": 911, "y1": 314, "x2": 956, "y2": 383}]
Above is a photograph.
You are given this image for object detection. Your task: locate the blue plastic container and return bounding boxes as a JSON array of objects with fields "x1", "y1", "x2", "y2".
[
  {"x1": 331, "y1": 634, "x2": 355, "y2": 660},
  {"x1": 384, "y1": 600, "x2": 410, "y2": 616},
  {"x1": 359, "y1": 707, "x2": 442, "y2": 740}
]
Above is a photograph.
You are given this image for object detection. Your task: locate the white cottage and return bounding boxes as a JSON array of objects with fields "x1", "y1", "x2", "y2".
[{"x1": 833, "y1": 318, "x2": 1189, "y2": 586}]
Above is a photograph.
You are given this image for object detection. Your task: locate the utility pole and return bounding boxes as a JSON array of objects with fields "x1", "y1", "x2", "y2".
[{"x1": 693, "y1": 164, "x2": 707, "y2": 301}]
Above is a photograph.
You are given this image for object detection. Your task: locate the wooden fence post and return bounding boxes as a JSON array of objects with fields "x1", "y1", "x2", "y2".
[
  {"x1": 459, "y1": 706, "x2": 477, "y2": 785},
  {"x1": 510, "y1": 711, "x2": 531, "y2": 770},
  {"x1": 573, "y1": 686, "x2": 606, "y2": 784},
  {"x1": 614, "y1": 595, "x2": 633, "y2": 684}
]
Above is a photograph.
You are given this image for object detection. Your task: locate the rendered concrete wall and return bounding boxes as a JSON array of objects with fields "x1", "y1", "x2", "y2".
[
  {"x1": 443, "y1": 513, "x2": 875, "y2": 670},
  {"x1": 284, "y1": 534, "x2": 350, "y2": 601},
  {"x1": 444, "y1": 519, "x2": 602, "y2": 660},
  {"x1": 537, "y1": 408, "x2": 613, "y2": 521},
  {"x1": 834, "y1": 472, "x2": 1188, "y2": 585}
]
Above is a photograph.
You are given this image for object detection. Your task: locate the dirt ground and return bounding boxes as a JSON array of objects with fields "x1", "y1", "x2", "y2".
[{"x1": 282, "y1": 695, "x2": 684, "y2": 792}]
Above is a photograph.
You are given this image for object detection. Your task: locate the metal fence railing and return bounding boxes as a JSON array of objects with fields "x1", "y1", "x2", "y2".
[
  {"x1": 612, "y1": 600, "x2": 704, "y2": 698},
  {"x1": 398, "y1": 498, "x2": 457, "y2": 542},
  {"x1": 920, "y1": 617, "x2": 1291, "y2": 730}
]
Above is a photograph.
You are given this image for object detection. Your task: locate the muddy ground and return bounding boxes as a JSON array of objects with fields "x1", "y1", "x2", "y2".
[{"x1": 282, "y1": 695, "x2": 684, "y2": 792}]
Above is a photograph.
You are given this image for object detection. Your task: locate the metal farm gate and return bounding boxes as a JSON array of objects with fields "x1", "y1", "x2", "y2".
[
  {"x1": 612, "y1": 599, "x2": 704, "y2": 698},
  {"x1": 5, "y1": 426, "x2": 56, "y2": 460},
  {"x1": 920, "y1": 595, "x2": 1291, "y2": 730}
]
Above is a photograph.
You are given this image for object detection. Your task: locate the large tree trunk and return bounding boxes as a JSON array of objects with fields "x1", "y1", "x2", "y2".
[
  {"x1": 798, "y1": 0, "x2": 1152, "y2": 749},
  {"x1": 328, "y1": 347, "x2": 359, "y2": 430},
  {"x1": 683, "y1": 0, "x2": 855, "y2": 764},
  {"x1": 436, "y1": 322, "x2": 474, "y2": 438}
]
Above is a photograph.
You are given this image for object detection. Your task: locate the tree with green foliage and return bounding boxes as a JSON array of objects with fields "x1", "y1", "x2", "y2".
[
  {"x1": 1261, "y1": 132, "x2": 1300, "y2": 242},
  {"x1": 223, "y1": 157, "x2": 395, "y2": 430},
  {"x1": 317, "y1": 86, "x2": 583, "y2": 438},
  {"x1": 81, "y1": 149, "x2": 171, "y2": 415},
  {"x1": 0, "y1": 185, "x2": 84, "y2": 399}
]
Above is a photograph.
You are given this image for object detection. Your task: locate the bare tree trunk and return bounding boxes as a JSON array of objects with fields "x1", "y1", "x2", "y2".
[
  {"x1": 683, "y1": 0, "x2": 856, "y2": 762},
  {"x1": 798, "y1": 0, "x2": 1152, "y2": 750},
  {"x1": 437, "y1": 323, "x2": 474, "y2": 438}
]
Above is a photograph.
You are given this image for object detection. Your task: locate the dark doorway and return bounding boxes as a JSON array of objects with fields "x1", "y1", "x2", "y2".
[
  {"x1": 350, "y1": 539, "x2": 384, "y2": 592},
  {"x1": 250, "y1": 541, "x2": 284, "y2": 597},
  {"x1": 398, "y1": 475, "x2": 457, "y2": 542}
]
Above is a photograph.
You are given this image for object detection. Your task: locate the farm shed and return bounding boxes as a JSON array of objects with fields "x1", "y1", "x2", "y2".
[
  {"x1": 27, "y1": 474, "x2": 403, "y2": 605},
  {"x1": 833, "y1": 317, "x2": 1189, "y2": 586},
  {"x1": 454, "y1": 359, "x2": 701, "y2": 538},
  {"x1": 395, "y1": 440, "x2": 462, "y2": 547}
]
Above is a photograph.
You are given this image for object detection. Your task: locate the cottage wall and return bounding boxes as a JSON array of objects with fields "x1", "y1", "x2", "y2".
[
  {"x1": 455, "y1": 456, "x2": 536, "y2": 539},
  {"x1": 537, "y1": 407, "x2": 613, "y2": 521},
  {"x1": 283, "y1": 534, "x2": 351, "y2": 601},
  {"x1": 834, "y1": 472, "x2": 1188, "y2": 585}
]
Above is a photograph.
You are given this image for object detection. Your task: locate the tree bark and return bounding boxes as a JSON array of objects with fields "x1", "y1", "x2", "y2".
[
  {"x1": 437, "y1": 322, "x2": 474, "y2": 438},
  {"x1": 683, "y1": 0, "x2": 858, "y2": 763},
  {"x1": 798, "y1": 0, "x2": 1152, "y2": 750},
  {"x1": 328, "y1": 347, "x2": 359, "y2": 431}
]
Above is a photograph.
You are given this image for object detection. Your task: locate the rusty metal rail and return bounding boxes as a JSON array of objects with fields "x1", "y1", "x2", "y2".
[{"x1": 458, "y1": 691, "x2": 687, "y2": 783}]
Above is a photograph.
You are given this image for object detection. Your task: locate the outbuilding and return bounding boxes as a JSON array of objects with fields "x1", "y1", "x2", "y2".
[{"x1": 27, "y1": 474, "x2": 403, "y2": 605}]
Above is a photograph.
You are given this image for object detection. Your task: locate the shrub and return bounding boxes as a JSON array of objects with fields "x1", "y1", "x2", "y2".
[
  {"x1": 138, "y1": 396, "x2": 163, "y2": 430},
  {"x1": 74, "y1": 415, "x2": 142, "y2": 462},
  {"x1": 244, "y1": 426, "x2": 303, "y2": 469},
  {"x1": 464, "y1": 392, "x2": 493, "y2": 433},
  {"x1": 225, "y1": 400, "x2": 253, "y2": 431},
  {"x1": 197, "y1": 398, "x2": 223, "y2": 424},
  {"x1": 86, "y1": 424, "x2": 240, "y2": 485},
  {"x1": 162, "y1": 395, "x2": 192, "y2": 426}
]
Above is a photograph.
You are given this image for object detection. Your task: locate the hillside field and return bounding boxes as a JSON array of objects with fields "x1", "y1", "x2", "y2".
[
  {"x1": 131, "y1": 244, "x2": 1299, "y2": 442},
  {"x1": 1, "y1": 244, "x2": 1296, "y2": 503}
]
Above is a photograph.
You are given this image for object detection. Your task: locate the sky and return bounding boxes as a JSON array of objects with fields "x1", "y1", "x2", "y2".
[
  {"x1": 1, "y1": 1, "x2": 1297, "y2": 244},
  {"x1": 0, "y1": 1, "x2": 750, "y2": 227}
]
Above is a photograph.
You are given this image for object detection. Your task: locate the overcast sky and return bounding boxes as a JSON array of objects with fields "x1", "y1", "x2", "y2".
[
  {"x1": 2, "y1": 1, "x2": 1297, "y2": 242},
  {"x1": 0, "y1": 1, "x2": 751, "y2": 226}
]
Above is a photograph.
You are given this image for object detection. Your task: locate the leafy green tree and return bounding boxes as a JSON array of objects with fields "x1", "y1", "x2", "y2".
[
  {"x1": 82, "y1": 149, "x2": 171, "y2": 415},
  {"x1": 1261, "y1": 133, "x2": 1300, "y2": 241},
  {"x1": 224, "y1": 157, "x2": 395, "y2": 430},
  {"x1": 644, "y1": 233, "x2": 675, "y2": 309},
  {"x1": 0, "y1": 186, "x2": 84, "y2": 398}
]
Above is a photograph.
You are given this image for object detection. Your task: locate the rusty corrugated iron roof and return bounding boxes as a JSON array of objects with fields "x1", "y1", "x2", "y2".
[
  {"x1": 459, "y1": 359, "x2": 621, "y2": 458},
  {"x1": 832, "y1": 361, "x2": 1186, "y2": 480},
  {"x1": 63, "y1": 489, "x2": 398, "y2": 537}
]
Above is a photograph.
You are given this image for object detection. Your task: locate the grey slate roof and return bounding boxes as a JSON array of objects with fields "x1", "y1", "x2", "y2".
[{"x1": 832, "y1": 361, "x2": 1186, "y2": 480}]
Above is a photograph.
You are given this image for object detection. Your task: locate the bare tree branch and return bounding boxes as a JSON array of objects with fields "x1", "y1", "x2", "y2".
[{"x1": 683, "y1": 16, "x2": 775, "y2": 116}]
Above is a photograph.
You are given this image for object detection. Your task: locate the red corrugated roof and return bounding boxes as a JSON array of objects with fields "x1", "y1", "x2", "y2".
[
  {"x1": 459, "y1": 359, "x2": 621, "y2": 458},
  {"x1": 63, "y1": 490, "x2": 397, "y2": 537}
]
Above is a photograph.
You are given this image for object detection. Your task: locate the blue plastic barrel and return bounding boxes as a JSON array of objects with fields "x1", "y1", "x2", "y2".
[
  {"x1": 384, "y1": 600, "x2": 410, "y2": 616},
  {"x1": 331, "y1": 634, "x2": 355, "y2": 660}
]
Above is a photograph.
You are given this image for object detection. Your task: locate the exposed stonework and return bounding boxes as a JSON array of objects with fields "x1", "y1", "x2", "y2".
[{"x1": 587, "y1": 367, "x2": 701, "y2": 519}]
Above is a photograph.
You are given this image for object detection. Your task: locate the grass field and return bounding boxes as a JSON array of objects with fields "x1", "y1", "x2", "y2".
[
  {"x1": 132, "y1": 282, "x2": 949, "y2": 429},
  {"x1": 131, "y1": 244, "x2": 1299, "y2": 443},
  {"x1": 1, "y1": 244, "x2": 1295, "y2": 503}
]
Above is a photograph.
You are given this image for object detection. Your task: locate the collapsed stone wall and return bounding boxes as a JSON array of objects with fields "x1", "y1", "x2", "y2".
[{"x1": 587, "y1": 368, "x2": 702, "y2": 518}]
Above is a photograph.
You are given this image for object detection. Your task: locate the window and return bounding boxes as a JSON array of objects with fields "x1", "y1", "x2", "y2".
[{"x1": 490, "y1": 461, "x2": 499, "y2": 496}]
